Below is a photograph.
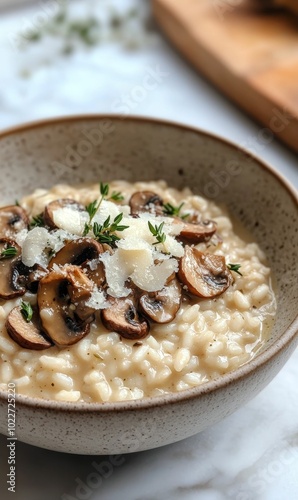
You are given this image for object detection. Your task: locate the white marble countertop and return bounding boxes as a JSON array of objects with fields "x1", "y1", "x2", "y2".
[{"x1": 0, "y1": 1, "x2": 297, "y2": 499}]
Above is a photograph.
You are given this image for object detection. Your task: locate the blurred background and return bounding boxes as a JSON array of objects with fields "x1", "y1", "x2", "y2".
[
  {"x1": 0, "y1": 0, "x2": 297, "y2": 184},
  {"x1": 0, "y1": 1, "x2": 297, "y2": 499}
]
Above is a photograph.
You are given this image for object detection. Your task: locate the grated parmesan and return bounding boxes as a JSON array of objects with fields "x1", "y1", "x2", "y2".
[{"x1": 85, "y1": 287, "x2": 108, "y2": 310}]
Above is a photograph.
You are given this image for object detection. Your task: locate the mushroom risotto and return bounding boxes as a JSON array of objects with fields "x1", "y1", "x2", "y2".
[{"x1": 0, "y1": 180, "x2": 276, "y2": 402}]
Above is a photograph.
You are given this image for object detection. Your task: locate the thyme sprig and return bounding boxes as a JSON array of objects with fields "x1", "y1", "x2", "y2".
[
  {"x1": 148, "y1": 221, "x2": 166, "y2": 246},
  {"x1": 29, "y1": 213, "x2": 45, "y2": 229},
  {"x1": 0, "y1": 246, "x2": 18, "y2": 260},
  {"x1": 83, "y1": 182, "x2": 111, "y2": 236},
  {"x1": 109, "y1": 191, "x2": 124, "y2": 202},
  {"x1": 25, "y1": 8, "x2": 100, "y2": 48},
  {"x1": 20, "y1": 301, "x2": 33, "y2": 323},
  {"x1": 163, "y1": 202, "x2": 189, "y2": 219},
  {"x1": 227, "y1": 263, "x2": 243, "y2": 276},
  {"x1": 93, "y1": 213, "x2": 129, "y2": 246}
]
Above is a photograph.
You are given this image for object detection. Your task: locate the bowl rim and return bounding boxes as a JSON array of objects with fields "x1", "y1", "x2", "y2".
[{"x1": 0, "y1": 114, "x2": 297, "y2": 413}]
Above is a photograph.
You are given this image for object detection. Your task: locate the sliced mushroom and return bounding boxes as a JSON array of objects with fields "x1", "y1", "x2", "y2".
[
  {"x1": 0, "y1": 239, "x2": 26, "y2": 299},
  {"x1": 178, "y1": 246, "x2": 232, "y2": 298},
  {"x1": 48, "y1": 238, "x2": 103, "y2": 268},
  {"x1": 37, "y1": 265, "x2": 94, "y2": 346},
  {"x1": 66, "y1": 265, "x2": 95, "y2": 303},
  {"x1": 6, "y1": 306, "x2": 52, "y2": 350},
  {"x1": 43, "y1": 199, "x2": 85, "y2": 230},
  {"x1": 74, "y1": 302, "x2": 97, "y2": 322},
  {"x1": 0, "y1": 205, "x2": 29, "y2": 238},
  {"x1": 139, "y1": 276, "x2": 182, "y2": 323},
  {"x1": 67, "y1": 266, "x2": 98, "y2": 323},
  {"x1": 129, "y1": 191, "x2": 164, "y2": 215},
  {"x1": 26, "y1": 264, "x2": 48, "y2": 293},
  {"x1": 101, "y1": 294, "x2": 149, "y2": 340},
  {"x1": 175, "y1": 214, "x2": 217, "y2": 244},
  {"x1": 49, "y1": 238, "x2": 105, "y2": 288}
]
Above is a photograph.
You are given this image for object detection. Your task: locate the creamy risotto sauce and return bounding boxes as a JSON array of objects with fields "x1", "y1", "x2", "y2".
[{"x1": 0, "y1": 180, "x2": 276, "y2": 402}]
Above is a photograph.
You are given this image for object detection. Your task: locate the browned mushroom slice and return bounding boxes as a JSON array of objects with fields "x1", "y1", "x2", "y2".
[
  {"x1": 6, "y1": 306, "x2": 52, "y2": 350},
  {"x1": 67, "y1": 266, "x2": 98, "y2": 322},
  {"x1": 139, "y1": 277, "x2": 182, "y2": 324},
  {"x1": 37, "y1": 266, "x2": 93, "y2": 346},
  {"x1": 129, "y1": 191, "x2": 164, "y2": 215},
  {"x1": 74, "y1": 302, "x2": 97, "y2": 322},
  {"x1": 178, "y1": 246, "x2": 232, "y2": 298},
  {"x1": 0, "y1": 205, "x2": 29, "y2": 238},
  {"x1": 0, "y1": 238, "x2": 26, "y2": 299},
  {"x1": 44, "y1": 199, "x2": 85, "y2": 230},
  {"x1": 49, "y1": 238, "x2": 105, "y2": 288},
  {"x1": 175, "y1": 214, "x2": 217, "y2": 245},
  {"x1": 26, "y1": 264, "x2": 48, "y2": 293},
  {"x1": 101, "y1": 295, "x2": 149, "y2": 340},
  {"x1": 83, "y1": 263, "x2": 106, "y2": 290},
  {"x1": 66, "y1": 265, "x2": 94, "y2": 303}
]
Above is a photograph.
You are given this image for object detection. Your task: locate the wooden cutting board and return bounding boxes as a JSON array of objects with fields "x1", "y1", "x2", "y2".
[{"x1": 153, "y1": 0, "x2": 298, "y2": 153}]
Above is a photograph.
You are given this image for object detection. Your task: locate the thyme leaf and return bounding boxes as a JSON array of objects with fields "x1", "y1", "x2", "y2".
[
  {"x1": 20, "y1": 301, "x2": 33, "y2": 323},
  {"x1": 100, "y1": 182, "x2": 109, "y2": 197},
  {"x1": 163, "y1": 202, "x2": 189, "y2": 219},
  {"x1": 109, "y1": 191, "x2": 124, "y2": 202},
  {"x1": 148, "y1": 221, "x2": 166, "y2": 246},
  {"x1": 227, "y1": 263, "x2": 243, "y2": 276},
  {"x1": 0, "y1": 246, "x2": 18, "y2": 260},
  {"x1": 29, "y1": 213, "x2": 45, "y2": 229},
  {"x1": 85, "y1": 200, "x2": 98, "y2": 220},
  {"x1": 163, "y1": 202, "x2": 183, "y2": 216}
]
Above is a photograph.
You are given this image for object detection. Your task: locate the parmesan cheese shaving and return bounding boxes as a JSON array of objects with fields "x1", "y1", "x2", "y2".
[
  {"x1": 21, "y1": 228, "x2": 78, "y2": 267},
  {"x1": 51, "y1": 229, "x2": 78, "y2": 253},
  {"x1": 52, "y1": 207, "x2": 88, "y2": 235},
  {"x1": 15, "y1": 228, "x2": 29, "y2": 248},
  {"x1": 118, "y1": 213, "x2": 184, "y2": 257},
  {"x1": 159, "y1": 234, "x2": 184, "y2": 258},
  {"x1": 87, "y1": 258, "x2": 100, "y2": 271},
  {"x1": 101, "y1": 237, "x2": 179, "y2": 296},
  {"x1": 131, "y1": 258, "x2": 178, "y2": 292},
  {"x1": 92, "y1": 200, "x2": 126, "y2": 226},
  {"x1": 100, "y1": 251, "x2": 130, "y2": 298},
  {"x1": 22, "y1": 227, "x2": 51, "y2": 267},
  {"x1": 120, "y1": 214, "x2": 155, "y2": 243}
]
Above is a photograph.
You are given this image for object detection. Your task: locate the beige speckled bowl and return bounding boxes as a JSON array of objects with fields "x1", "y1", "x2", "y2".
[{"x1": 0, "y1": 116, "x2": 297, "y2": 455}]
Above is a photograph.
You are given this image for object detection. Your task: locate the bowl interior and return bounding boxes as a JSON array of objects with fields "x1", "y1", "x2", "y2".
[{"x1": 0, "y1": 116, "x2": 297, "y2": 357}]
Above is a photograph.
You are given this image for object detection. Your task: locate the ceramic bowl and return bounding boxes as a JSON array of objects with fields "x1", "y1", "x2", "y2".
[{"x1": 0, "y1": 116, "x2": 297, "y2": 455}]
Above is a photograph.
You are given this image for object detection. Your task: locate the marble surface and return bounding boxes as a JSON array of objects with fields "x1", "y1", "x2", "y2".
[{"x1": 0, "y1": 1, "x2": 297, "y2": 499}]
